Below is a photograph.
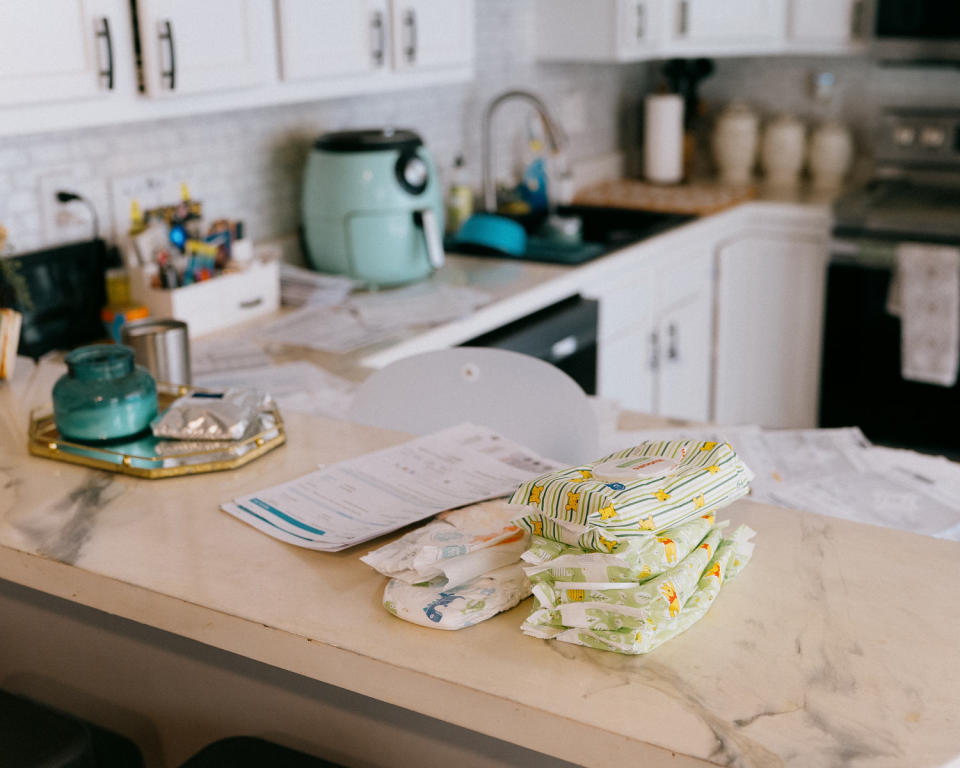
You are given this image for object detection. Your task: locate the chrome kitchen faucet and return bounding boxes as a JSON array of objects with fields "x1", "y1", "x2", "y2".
[{"x1": 481, "y1": 89, "x2": 567, "y2": 213}]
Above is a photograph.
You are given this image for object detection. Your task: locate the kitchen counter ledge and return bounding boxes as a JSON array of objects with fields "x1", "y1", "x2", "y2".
[{"x1": 1, "y1": 359, "x2": 959, "y2": 768}]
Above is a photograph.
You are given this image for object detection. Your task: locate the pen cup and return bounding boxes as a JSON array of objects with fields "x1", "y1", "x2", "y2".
[{"x1": 121, "y1": 318, "x2": 191, "y2": 387}]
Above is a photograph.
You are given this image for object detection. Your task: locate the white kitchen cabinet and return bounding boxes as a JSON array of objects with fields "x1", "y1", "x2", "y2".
[
  {"x1": 135, "y1": 0, "x2": 277, "y2": 97},
  {"x1": 2, "y1": 0, "x2": 473, "y2": 137},
  {"x1": 654, "y1": 253, "x2": 713, "y2": 422},
  {"x1": 598, "y1": 330, "x2": 656, "y2": 414},
  {"x1": 536, "y1": 0, "x2": 785, "y2": 61},
  {"x1": 390, "y1": 0, "x2": 474, "y2": 72},
  {"x1": 0, "y1": 0, "x2": 135, "y2": 106},
  {"x1": 277, "y1": 0, "x2": 389, "y2": 81},
  {"x1": 592, "y1": 261, "x2": 657, "y2": 412},
  {"x1": 589, "y1": 247, "x2": 713, "y2": 421},
  {"x1": 535, "y1": 0, "x2": 660, "y2": 62},
  {"x1": 786, "y1": 0, "x2": 866, "y2": 53},
  {"x1": 662, "y1": 0, "x2": 785, "y2": 55},
  {"x1": 713, "y1": 229, "x2": 828, "y2": 428}
]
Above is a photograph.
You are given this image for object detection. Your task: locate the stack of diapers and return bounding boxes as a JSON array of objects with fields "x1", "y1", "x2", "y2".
[
  {"x1": 509, "y1": 439, "x2": 757, "y2": 654},
  {"x1": 361, "y1": 500, "x2": 532, "y2": 630}
]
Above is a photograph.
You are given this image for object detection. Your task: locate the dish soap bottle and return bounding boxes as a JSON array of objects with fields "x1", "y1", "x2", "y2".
[
  {"x1": 445, "y1": 154, "x2": 474, "y2": 236},
  {"x1": 519, "y1": 116, "x2": 550, "y2": 213}
]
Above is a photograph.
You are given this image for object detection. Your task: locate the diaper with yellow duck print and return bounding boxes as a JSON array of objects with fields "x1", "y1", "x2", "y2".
[
  {"x1": 522, "y1": 513, "x2": 716, "y2": 585},
  {"x1": 509, "y1": 440, "x2": 753, "y2": 541},
  {"x1": 521, "y1": 525, "x2": 756, "y2": 653},
  {"x1": 551, "y1": 527, "x2": 723, "y2": 624}
]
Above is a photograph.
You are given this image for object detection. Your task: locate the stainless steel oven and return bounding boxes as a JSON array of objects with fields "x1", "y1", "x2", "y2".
[
  {"x1": 822, "y1": 109, "x2": 960, "y2": 458},
  {"x1": 869, "y1": 0, "x2": 960, "y2": 62}
]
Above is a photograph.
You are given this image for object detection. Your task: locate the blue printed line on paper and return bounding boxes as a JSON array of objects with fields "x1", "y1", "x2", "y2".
[{"x1": 248, "y1": 497, "x2": 326, "y2": 535}]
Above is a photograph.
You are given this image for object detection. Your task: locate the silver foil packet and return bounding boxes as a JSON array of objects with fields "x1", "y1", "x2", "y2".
[{"x1": 151, "y1": 388, "x2": 264, "y2": 441}]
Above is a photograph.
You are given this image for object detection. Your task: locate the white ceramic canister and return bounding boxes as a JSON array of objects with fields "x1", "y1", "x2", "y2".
[
  {"x1": 808, "y1": 121, "x2": 854, "y2": 190},
  {"x1": 761, "y1": 113, "x2": 806, "y2": 188},
  {"x1": 644, "y1": 93, "x2": 684, "y2": 184},
  {"x1": 712, "y1": 102, "x2": 759, "y2": 185}
]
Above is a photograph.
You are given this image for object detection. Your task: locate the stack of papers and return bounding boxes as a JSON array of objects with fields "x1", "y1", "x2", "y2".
[
  {"x1": 195, "y1": 361, "x2": 357, "y2": 420},
  {"x1": 190, "y1": 337, "x2": 273, "y2": 377},
  {"x1": 346, "y1": 283, "x2": 490, "y2": 328},
  {"x1": 257, "y1": 283, "x2": 491, "y2": 354},
  {"x1": 222, "y1": 423, "x2": 562, "y2": 552},
  {"x1": 279, "y1": 263, "x2": 356, "y2": 308},
  {"x1": 258, "y1": 305, "x2": 400, "y2": 354},
  {"x1": 602, "y1": 426, "x2": 960, "y2": 541}
]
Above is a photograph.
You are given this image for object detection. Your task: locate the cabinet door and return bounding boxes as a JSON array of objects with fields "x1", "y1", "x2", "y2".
[
  {"x1": 277, "y1": 0, "x2": 388, "y2": 81},
  {"x1": 669, "y1": 0, "x2": 784, "y2": 51},
  {"x1": 654, "y1": 250, "x2": 714, "y2": 422},
  {"x1": 390, "y1": 0, "x2": 474, "y2": 72},
  {"x1": 789, "y1": 0, "x2": 864, "y2": 45},
  {"x1": 616, "y1": 0, "x2": 659, "y2": 58},
  {"x1": 598, "y1": 327, "x2": 656, "y2": 414},
  {"x1": 588, "y1": 262, "x2": 656, "y2": 412},
  {"x1": 0, "y1": 0, "x2": 127, "y2": 105},
  {"x1": 656, "y1": 285, "x2": 713, "y2": 422},
  {"x1": 136, "y1": 0, "x2": 277, "y2": 97},
  {"x1": 713, "y1": 231, "x2": 828, "y2": 428}
]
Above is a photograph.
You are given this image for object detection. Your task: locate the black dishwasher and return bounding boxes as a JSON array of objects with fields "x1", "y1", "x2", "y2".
[{"x1": 461, "y1": 295, "x2": 598, "y2": 395}]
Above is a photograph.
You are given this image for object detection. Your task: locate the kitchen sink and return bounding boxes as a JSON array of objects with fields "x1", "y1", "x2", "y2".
[{"x1": 446, "y1": 205, "x2": 694, "y2": 265}]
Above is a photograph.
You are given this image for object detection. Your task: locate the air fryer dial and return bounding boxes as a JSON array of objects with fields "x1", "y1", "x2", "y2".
[{"x1": 396, "y1": 151, "x2": 429, "y2": 194}]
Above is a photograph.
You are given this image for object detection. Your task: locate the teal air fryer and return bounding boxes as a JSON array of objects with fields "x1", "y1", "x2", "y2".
[{"x1": 302, "y1": 128, "x2": 445, "y2": 287}]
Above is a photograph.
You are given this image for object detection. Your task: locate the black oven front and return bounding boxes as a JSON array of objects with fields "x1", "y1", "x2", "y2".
[
  {"x1": 871, "y1": 0, "x2": 960, "y2": 62},
  {"x1": 820, "y1": 234, "x2": 960, "y2": 459}
]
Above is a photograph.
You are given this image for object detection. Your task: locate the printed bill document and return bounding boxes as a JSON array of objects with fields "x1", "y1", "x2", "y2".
[{"x1": 221, "y1": 423, "x2": 562, "y2": 551}]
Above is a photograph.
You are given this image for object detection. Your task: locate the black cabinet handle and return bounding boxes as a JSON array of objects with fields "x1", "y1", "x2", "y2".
[
  {"x1": 649, "y1": 330, "x2": 660, "y2": 371},
  {"x1": 96, "y1": 16, "x2": 114, "y2": 90},
  {"x1": 636, "y1": 2, "x2": 645, "y2": 40},
  {"x1": 371, "y1": 10, "x2": 385, "y2": 67},
  {"x1": 850, "y1": 0, "x2": 865, "y2": 39},
  {"x1": 159, "y1": 19, "x2": 176, "y2": 90},
  {"x1": 667, "y1": 323, "x2": 679, "y2": 360},
  {"x1": 403, "y1": 9, "x2": 417, "y2": 64},
  {"x1": 677, "y1": 0, "x2": 689, "y2": 36}
]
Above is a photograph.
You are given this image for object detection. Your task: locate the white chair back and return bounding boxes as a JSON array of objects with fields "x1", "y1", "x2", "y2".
[{"x1": 348, "y1": 347, "x2": 599, "y2": 465}]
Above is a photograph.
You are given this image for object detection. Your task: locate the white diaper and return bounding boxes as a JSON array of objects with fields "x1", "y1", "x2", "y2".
[{"x1": 382, "y1": 563, "x2": 531, "y2": 630}]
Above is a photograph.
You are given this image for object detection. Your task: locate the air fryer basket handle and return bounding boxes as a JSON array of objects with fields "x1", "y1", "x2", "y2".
[{"x1": 416, "y1": 209, "x2": 445, "y2": 270}]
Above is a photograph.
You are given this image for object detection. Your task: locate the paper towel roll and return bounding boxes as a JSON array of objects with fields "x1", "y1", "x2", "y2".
[{"x1": 644, "y1": 93, "x2": 684, "y2": 184}]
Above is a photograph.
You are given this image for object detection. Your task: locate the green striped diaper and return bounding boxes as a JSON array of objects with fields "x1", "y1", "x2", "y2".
[{"x1": 510, "y1": 439, "x2": 753, "y2": 547}]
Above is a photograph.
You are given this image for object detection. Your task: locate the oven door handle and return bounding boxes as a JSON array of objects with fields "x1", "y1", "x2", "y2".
[{"x1": 830, "y1": 237, "x2": 897, "y2": 268}]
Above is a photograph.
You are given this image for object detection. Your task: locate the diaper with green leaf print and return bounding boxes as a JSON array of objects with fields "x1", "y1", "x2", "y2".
[
  {"x1": 521, "y1": 524, "x2": 756, "y2": 654},
  {"x1": 522, "y1": 511, "x2": 717, "y2": 585}
]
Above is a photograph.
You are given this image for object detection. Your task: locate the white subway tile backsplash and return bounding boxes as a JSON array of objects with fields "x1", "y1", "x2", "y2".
[{"x1": 0, "y1": 148, "x2": 30, "y2": 172}]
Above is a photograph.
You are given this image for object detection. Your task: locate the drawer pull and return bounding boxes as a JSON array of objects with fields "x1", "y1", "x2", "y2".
[
  {"x1": 239, "y1": 297, "x2": 263, "y2": 310},
  {"x1": 96, "y1": 16, "x2": 114, "y2": 90},
  {"x1": 550, "y1": 335, "x2": 578, "y2": 361},
  {"x1": 159, "y1": 20, "x2": 176, "y2": 90},
  {"x1": 371, "y1": 11, "x2": 385, "y2": 67}
]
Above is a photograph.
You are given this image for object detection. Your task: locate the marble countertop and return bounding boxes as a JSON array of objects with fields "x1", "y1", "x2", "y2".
[{"x1": 2, "y1": 359, "x2": 959, "y2": 768}]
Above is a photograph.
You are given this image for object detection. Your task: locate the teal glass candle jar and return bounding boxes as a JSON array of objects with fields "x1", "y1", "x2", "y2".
[{"x1": 53, "y1": 345, "x2": 158, "y2": 443}]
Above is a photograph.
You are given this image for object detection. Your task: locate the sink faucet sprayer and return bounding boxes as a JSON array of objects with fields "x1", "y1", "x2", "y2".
[{"x1": 481, "y1": 90, "x2": 568, "y2": 213}]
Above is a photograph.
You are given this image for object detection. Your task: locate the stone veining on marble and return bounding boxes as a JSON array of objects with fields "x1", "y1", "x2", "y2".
[
  {"x1": 528, "y1": 510, "x2": 944, "y2": 767},
  {"x1": 13, "y1": 473, "x2": 122, "y2": 565}
]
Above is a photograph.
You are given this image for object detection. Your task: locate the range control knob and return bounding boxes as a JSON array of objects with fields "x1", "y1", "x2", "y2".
[
  {"x1": 920, "y1": 126, "x2": 947, "y2": 149},
  {"x1": 893, "y1": 125, "x2": 916, "y2": 147}
]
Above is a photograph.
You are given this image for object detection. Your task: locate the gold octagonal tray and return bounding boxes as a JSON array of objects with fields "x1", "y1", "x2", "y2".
[{"x1": 28, "y1": 384, "x2": 286, "y2": 479}]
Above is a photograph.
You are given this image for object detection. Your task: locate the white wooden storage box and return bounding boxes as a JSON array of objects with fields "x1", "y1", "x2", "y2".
[{"x1": 129, "y1": 259, "x2": 279, "y2": 337}]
